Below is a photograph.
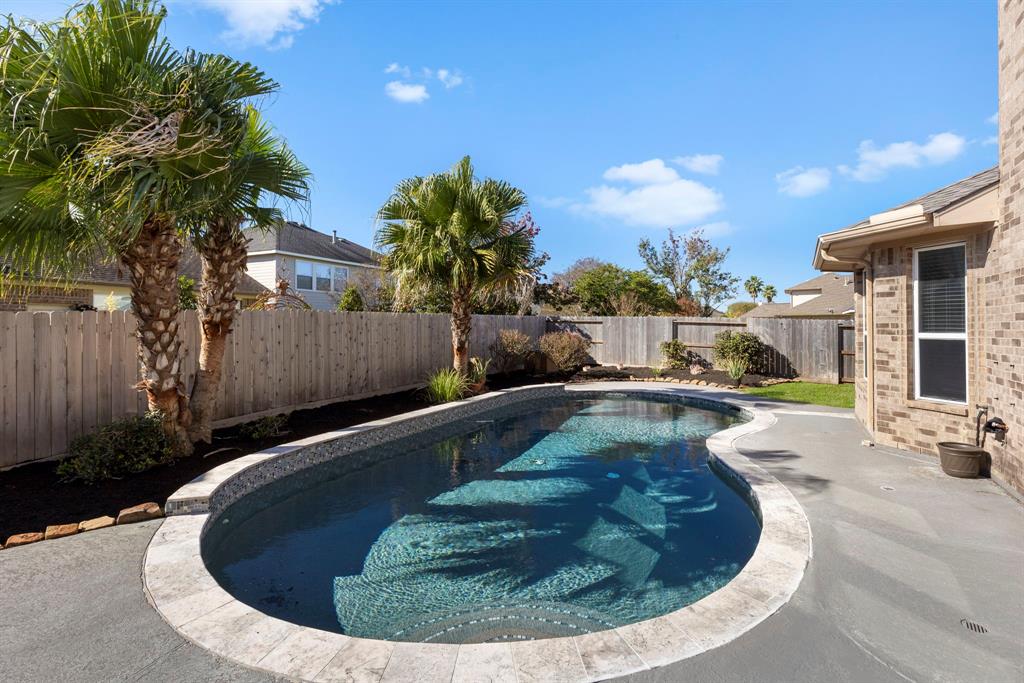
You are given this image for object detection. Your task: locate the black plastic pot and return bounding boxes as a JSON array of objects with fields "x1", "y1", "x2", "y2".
[{"x1": 936, "y1": 442, "x2": 986, "y2": 478}]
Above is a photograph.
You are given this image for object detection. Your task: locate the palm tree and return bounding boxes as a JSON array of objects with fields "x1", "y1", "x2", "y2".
[
  {"x1": 185, "y1": 109, "x2": 310, "y2": 443},
  {"x1": 744, "y1": 275, "x2": 765, "y2": 303},
  {"x1": 376, "y1": 156, "x2": 534, "y2": 374},
  {"x1": 0, "y1": 1, "x2": 277, "y2": 451},
  {"x1": 763, "y1": 284, "x2": 777, "y2": 303}
]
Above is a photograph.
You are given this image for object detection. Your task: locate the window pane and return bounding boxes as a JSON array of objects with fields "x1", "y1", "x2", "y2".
[
  {"x1": 296, "y1": 261, "x2": 313, "y2": 290},
  {"x1": 333, "y1": 266, "x2": 348, "y2": 292},
  {"x1": 918, "y1": 246, "x2": 965, "y2": 333},
  {"x1": 919, "y1": 338, "x2": 966, "y2": 402},
  {"x1": 315, "y1": 264, "x2": 332, "y2": 292}
]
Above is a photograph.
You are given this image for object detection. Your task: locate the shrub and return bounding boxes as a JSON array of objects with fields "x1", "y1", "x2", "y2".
[
  {"x1": 240, "y1": 414, "x2": 289, "y2": 441},
  {"x1": 723, "y1": 356, "x2": 748, "y2": 386},
  {"x1": 659, "y1": 339, "x2": 689, "y2": 369},
  {"x1": 651, "y1": 363, "x2": 665, "y2": 379},
  {"x1": 538, "y1": 331, "x2": 591, "y2": 372},
  {"x1": 426, "y1": 367, "x2": 469, "y2": 403},
  {"x1": 336, "y1": 285, "x2": 366, "y2": 312},
  {"x1": 468, "y1": 357, "x2": 491, "y2": 386},
  {"x1": 57, "y1": 413, "x2": 174, "y2": 484},
  {"x1": 713, "y1": 330, "x2": 764, "y2": 372},
  {"x1": 177, "y1": 275, "x2": 197, "y2": 310},
  {"x1": 489, "y1": 329, "x2": 534, "y2": 372}
]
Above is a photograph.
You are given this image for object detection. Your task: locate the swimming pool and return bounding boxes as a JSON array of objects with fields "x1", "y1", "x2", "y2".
[{"x1": 202, "y1": 395, "x2": 761, "y2": 644}]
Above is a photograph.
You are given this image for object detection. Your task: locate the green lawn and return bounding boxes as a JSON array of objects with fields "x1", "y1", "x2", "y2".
[{"x1": 741, "y1": 381, "x2": 855, "y2": 409}]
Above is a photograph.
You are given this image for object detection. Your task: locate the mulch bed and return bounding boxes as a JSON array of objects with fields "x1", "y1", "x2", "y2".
[{"x1": 0, "y1": 367, "x2": 780, "y2": 541}]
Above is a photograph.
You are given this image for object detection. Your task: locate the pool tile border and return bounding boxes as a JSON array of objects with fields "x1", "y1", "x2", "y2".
[{"x1": 144, "y1": 382, "x2": 811, "y2": 683}]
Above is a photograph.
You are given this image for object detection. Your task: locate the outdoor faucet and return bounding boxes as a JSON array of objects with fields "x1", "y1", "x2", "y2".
[{"x1": 984, "y1": 417, "x2": 1008, "y2": 444}]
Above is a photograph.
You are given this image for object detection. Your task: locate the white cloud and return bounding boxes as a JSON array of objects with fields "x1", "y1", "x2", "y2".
[
  {"x1": 197, "y1": 0, "x2": 335, "y2": 49},
  {"x1": 602, "y1": 159, "x2": 679, "y2": 185},
  {"x1": 578, "y1": 166, "x2": 723, "y2": 227},
  {"x1": 436, "y1": 68, "x2": 464, "y2": 89},
  {"x1": 776, "y1": 166, "x2": 831, "y2": 197},
  {"x1": 672, "y1": 153, "x2": 723, "y2": 175},
  {"x1": 837, "y1": 132, "x2": 966, "y2": 182},
  {"x1": 385, "y1": 81, "x2": 429, "y2": 104},
  {"x1": 385, "y1": 63, "x2": 412, "y2": 78},
  {"x1": 988, "y1": 112, "x2": 998, "y2": 125},
  {"x1": 984, "y1": 135, "x2": 999, "y2": 146}
]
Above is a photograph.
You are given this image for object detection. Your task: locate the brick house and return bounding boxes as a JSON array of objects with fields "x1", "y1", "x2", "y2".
[{"x1": 810, "y1": 1, "x2": 1023, "y2": 497}]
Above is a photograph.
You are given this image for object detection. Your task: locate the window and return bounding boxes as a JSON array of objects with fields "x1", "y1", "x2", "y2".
[
  {"x1": 295, "y1": 260, "x2": 313, "y2": 290},
  {"x1": 315, "y1": 264, "x2": 332, "y2": 292},
  {"x1": 333, "y1": 266, "x2": 349, "y2": 292},
  {"x1": 296, "y1": 259, "x2": 350, "y2": 293},
  {"x1": 914, "y1": 244, "x2": 966, "y2": 403}
]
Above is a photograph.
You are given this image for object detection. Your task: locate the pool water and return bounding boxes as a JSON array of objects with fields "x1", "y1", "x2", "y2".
[{"x1": 203, "y1": 396, "x2": 761, "y2": 643}]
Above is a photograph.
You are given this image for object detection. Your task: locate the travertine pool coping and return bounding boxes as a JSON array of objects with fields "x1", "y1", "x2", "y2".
[{"x1": 144, "y1": 382, "x2": 811, "y2": 683}]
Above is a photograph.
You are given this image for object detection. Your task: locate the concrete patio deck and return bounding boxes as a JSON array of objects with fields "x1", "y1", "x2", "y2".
[{"x1": 1, "y1": 385, "x2": 1021, "y2": 683}]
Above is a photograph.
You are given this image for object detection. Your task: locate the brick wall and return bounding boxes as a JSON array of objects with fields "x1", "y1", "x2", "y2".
[
  {"x1": 0, "y1": 285, "x2": 92, "y2": 311},
  {"x1": 988, "y1": 0, "x2": 1024, "y2": 493}
]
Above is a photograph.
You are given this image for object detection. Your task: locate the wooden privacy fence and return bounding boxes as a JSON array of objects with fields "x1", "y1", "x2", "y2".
[
  {"x1": 547, "y1": 316, "x2": 850, "y2": 384},
  {"x1": 0, "y1": 310, "x2": 546, "y2": 469}
]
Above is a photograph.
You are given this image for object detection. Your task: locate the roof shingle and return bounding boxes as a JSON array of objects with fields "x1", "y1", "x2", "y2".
[{"x1": 244, "y1": 222, "x2": 379, "y2": 267}]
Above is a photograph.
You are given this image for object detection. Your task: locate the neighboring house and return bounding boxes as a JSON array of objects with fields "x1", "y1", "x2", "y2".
[
  {"x1": 244, "y1": 221, "x2": 381, "y2": 311},
  {"x1": 742, "y1": 273, "x2": 854, "y2": 319},
  {"x1": 1, "y1": 245, "x2": 268, "y2": 312}
]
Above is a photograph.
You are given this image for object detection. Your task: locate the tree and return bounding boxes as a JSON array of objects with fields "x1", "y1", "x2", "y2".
[
  {"x1": 638, "y1": 229, "x2": 692, "y2": 302},
  {"x1": 0, "y1": 0, "x2": 286, "y2": 451},
  {"x1": 744, "y1": 276, "x2": 765, "y2": 302},
  {"x1": 552, "y1": 257, "x2": 605, "y2": 289},
  {"x1": 336, "y1": 285, "x2": 365, "y2": 311},
  {"x1": 639, "y1": 228, "x2": 736, "y2": 313},
  {"x1": 684, "y1": 232, "x2": 738, "y2": 316},
  {"x1": 185, "y1": 109, "x2": 310, "y2": 443},
  {"x1": 376, "y1": 156, "x2": 535, "y2": 373},
  {"x1": 177, "y1": 276, "x2": 198, "y2": 310},
  {"x1": 763, "y1": 284, "x2": 777, "y2": 303},
  {"x1": 573, "y1": 264, "x2": 676, "y2": 316},
  {"x1": 726, "y1": 301, "x2": 758, "y2": 318}
]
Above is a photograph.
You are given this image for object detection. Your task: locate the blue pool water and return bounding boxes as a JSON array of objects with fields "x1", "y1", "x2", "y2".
[{"x1": 203, "y1": 396, "x2": 761, "y2": 643}]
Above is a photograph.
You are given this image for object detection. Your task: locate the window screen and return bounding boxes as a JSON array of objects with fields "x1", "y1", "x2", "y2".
[
  {"x1": 333, "y1": 266, "x2": 349, "y2": 292},
  {"x1": 315, "y1": 264, "x2": 332, "y2": 292},
  {"x1": 918, "y1": 339, "x2": 967, "y2": 403}
]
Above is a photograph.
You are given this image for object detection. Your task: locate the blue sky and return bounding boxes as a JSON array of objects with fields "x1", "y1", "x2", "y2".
[{"x1": 9, "y1": 1, "x2": 997, "y2": 298}]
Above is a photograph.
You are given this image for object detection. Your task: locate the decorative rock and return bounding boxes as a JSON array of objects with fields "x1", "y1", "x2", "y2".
[
  {"x1": 5, "y1": 532, "x2": 44, "y2": 548},
  {"x1": 696, "y1": 380, "x2": 707, "y2": 386},
  {"x1": 689, "y1": 364, "x2": 706, "y2": 375},
  {"x1": 79, "y1": 516, "x2": 116, "y2": 532},
  {"x1": 116, "y1": 502, "x2": 163, "y2": 525},
  {"x1": 44, "y1": 524, "x2": 79, "y2": 540}
]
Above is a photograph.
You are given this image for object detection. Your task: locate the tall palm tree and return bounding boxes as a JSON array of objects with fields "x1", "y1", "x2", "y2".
[
  {"x1": 744, "y1": 275, "x2": 765, "y2": 303},
  {"x1": 763, "y1": 284, "x2": 777, "y2": 303},
  {"x1": 0, "y1": 1, "x2": 276, "y2": 451},
  {"x1": 376, "y1": 156, "x2": 534, "y2": 374},
  {"x1": 185, "y1": 109, "x2": 310, "y2": 443}
]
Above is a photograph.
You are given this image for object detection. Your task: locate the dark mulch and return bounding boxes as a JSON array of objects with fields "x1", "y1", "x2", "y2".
[
  {"x1": 568, "y1": 365, "x2": 770, "y2": 387},
  {"x1": 2, "y1": 373, "x2": 539, "y2": 540}
]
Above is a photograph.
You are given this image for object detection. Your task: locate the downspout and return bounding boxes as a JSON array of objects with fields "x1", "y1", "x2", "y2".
[{"x1": 821, "y1": 248, "x2": 875, "y2": 434}]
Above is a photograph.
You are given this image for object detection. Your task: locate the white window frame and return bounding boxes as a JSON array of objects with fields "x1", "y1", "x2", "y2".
[
  {"x1": 912, "y1": 242, "x2": 968, "y2": 405},
  {"x1": 295, "y1": 260, "x2": 314, "y2": 291},
  {"x1": 332, "y1": 265, "x2": 349, "y2": 292},
  {"x1": 295, "y1": 259, "x2": 351, "y2": 293}
]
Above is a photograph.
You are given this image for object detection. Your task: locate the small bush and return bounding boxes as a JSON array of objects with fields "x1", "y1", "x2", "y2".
[
  {"x1": 713, "y1": 331, "x2": 764, "y2": 372},
  {"x1": 651, "y1": 363, "x2": 665, "y2": 379},
  {"x1": 659, "y1": 339, "x2": 689, "y2": 369},
  {"x1": 426, "y1": 368, "x2": 469, "y2": 403},
  {"x1": 723, "y1": 356, "x2": 748, "y2": 385},
  {"x1": 57, "y1": 413, "x2": 174, "y2": 484},
  {"x1": 468, "y1": 357, "x2": 491, "y2": 386},
  {"x1": 538, "y1": 331, "x2": 591, "y2": 373},
  {"x1": 489, "y1": 329, "x2": 534, "y2": 372},
  {"x1": 240, "y1": 414, "x2": 289, "y2": 441},
  {"x1": 336, "y1": 285, "x2": 366, "y2": 312}
]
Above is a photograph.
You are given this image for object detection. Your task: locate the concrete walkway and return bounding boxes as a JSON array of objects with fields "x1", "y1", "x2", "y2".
[{"x1": 1, "y1": 390, "x2": 1021, "y2": 683}]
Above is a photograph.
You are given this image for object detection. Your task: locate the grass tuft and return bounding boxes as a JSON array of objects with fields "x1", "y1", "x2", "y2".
[{"x1": 741, "y1": 381, "x2": 854, "y2": 409}]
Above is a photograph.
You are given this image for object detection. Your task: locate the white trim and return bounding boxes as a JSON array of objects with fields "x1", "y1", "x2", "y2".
[
  {"x1": 294, "y1": 260, "x2": 351, "y2": 294},
  {"x1": 912, "y1": 242, "x2": 968, "y2": 405},
  {"x1": 248, "y1": 249, "x2": 381, "y2": 270}
]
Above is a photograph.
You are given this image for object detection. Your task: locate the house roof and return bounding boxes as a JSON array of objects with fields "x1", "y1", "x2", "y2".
[
  {"x1": 894, "y1": 166, "x2": 999, "y2": 214},
  {"x1": 743, "y1": 273, "x2": 854, "y2": 318},
  {"x1": 245, "y1": 221, "x2": 380, "y2": 267}
]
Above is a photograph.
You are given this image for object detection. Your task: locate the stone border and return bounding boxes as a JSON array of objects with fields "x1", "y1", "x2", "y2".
[{"x1": 144, "y1": 382, "x2": 811, "y2": 683}]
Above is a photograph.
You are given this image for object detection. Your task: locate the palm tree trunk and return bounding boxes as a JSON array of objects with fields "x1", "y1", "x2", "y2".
[
  {"x1": 451, "y1": 286, "x2": 473, "y2": 374},
  {"x1": 121, "y1": 215, "x2": 191, "y2": 454},
  {"x1": 189, "y1": 218, "x2": 249, "y2": 443}
]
